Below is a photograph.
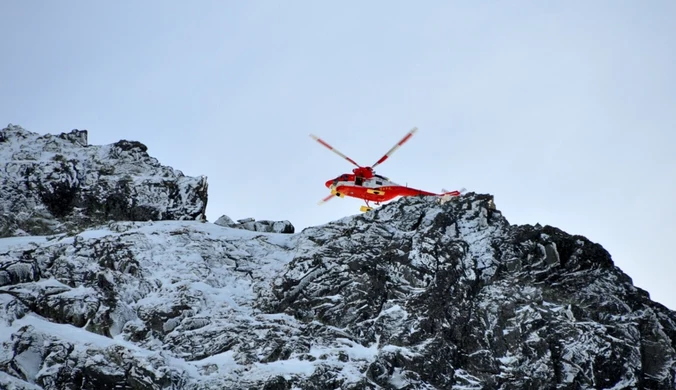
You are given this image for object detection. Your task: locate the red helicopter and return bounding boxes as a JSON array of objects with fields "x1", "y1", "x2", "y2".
[{"x1": 310, "y1": 127, "x2": 462, "y2": 212}]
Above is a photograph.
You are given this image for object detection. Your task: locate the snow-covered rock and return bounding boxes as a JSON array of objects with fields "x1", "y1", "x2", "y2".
[
  {"x1": 214, "y1": 215, "x2": 236, "y2": 227},
  {"x1": 0, "y1": 124, "x2": 208, "y2": 238},
  {"x1": 0, "y1": 125, "x2": 674, "y2": 389},
  {"x1": 1, "y1": 194, "x2": 674, "y2": 389},
  {"x1": 215, "y1": 215, "x2": 295, "y2": 234}
]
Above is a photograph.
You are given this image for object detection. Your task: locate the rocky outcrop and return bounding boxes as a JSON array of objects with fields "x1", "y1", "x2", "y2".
[
  {"x1": 0, "y1": 124, "x2": 208, "y2": 238},
  {"x1": 215, "y1": 215, "x2": 295, "y2": 234},
  {"x1": 266, "y1": 194, "x2": 676, "y2": 388},
  {"x1": 1, "y1": 193, "x2": 674, "y2": 389}
]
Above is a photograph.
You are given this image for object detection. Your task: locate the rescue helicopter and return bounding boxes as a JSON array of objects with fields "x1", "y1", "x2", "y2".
[{"x1": 310, "y1": 127, "x2": 462, "y2": 212}]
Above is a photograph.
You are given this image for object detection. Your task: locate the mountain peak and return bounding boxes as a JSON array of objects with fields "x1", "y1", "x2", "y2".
[
  {"x1": 0, "y1": 124, "x2": 208, "y2": 238},
  {"x1": 1, "y1": 126, "x2": 674, "y2": 389}
]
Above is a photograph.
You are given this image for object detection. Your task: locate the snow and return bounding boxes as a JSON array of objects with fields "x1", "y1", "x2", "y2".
[
  {"x1": 389, "y1": 367, "x2": 409, "y2": 388},
  {"x1": 0, "y1": 373, "x2": 44, "y2": 390},
  {"x1": 13, "y1": 348, "x2": 42, "y2": 381},
  {"x1": 75, "y1": 228, "x2": 115, "y2": 240},
  {"x1": 12, "y1": 314, "x2": 123, "y2": 350},
  {"x1": 452, "y1": 369, "x2": 483, "y2": 390},
  {"x1": 309, "y1": 338, "x2": 379, "y2": 361},
  {"x1": 193, "y1": 350, "x2": 238, "y2": 367},
  {"x1": 253, "y1": 358, "x2": 317, "y2": 377},
  {"x1": 0, "y1": 236, "x2": 49, "y2": 252}
]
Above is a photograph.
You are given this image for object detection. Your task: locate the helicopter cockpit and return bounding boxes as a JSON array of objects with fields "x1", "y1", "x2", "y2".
[
  {"x1": 359, "y1": 174, "x2": 391, "y2": 187},
  {"x1": 327, "y1": 173, "x2": 392, "y2": 189}
]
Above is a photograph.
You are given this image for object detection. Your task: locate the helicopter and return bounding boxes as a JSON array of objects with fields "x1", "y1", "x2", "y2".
[{"x1": 310, "y1": 127, "x2": 462, "y2": 212}]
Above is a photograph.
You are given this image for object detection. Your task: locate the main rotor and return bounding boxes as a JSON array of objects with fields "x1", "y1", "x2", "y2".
[{"x1": 309, "y1": 127, "x2": 418, "y2": 179}]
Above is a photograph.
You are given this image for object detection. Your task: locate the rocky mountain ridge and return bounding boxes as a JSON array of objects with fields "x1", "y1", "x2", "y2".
[
  {"x1": 1, "y1": 126, "x2": 675, "y2": 389},
  {"x1": 0, "y1": 124, "x2": 208, "y2": 238}
]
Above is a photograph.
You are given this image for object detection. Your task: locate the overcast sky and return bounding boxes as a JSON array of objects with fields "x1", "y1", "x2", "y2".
[{"x1": 2, "y1": 1, "x2": 674, "y2": 310}]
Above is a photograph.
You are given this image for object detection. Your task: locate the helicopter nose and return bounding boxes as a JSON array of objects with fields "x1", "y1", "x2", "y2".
[{"x1": 325, "y1": 180, "x2": 334, "y2": 189}]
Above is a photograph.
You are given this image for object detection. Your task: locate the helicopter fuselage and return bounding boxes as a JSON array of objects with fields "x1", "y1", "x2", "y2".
[{"x1": 326, "y1": 173, "x2": 436, "y2": 203}]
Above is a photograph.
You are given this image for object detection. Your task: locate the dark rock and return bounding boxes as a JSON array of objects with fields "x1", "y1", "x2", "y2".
[
  {"x1": 57, "y1": 129, "x2": 88, "y2": 147},
  {"x1": 38, "y1": 180, "x2": 80, "y2": 218},
  {"x1": 217, "y1": 215, "x2": 295, "y2": 234},
  {"x1": 112, "y1": 139, "x2": 148, "y2": 153},
  {"x1": 262, "y1": 376, "x2": 290, "y2": 390},
  {"x1": 214, "y1": 215, "x2": 236, "y2": 227}
]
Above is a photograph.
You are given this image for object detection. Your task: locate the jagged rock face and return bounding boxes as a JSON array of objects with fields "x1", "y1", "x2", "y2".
[
  {"x1": 1, "y1": 194, "x2": 675, "y2": 389},
  {"x1": 270, "y1": 195, "x2": 676, "y2": 389},
  {"x1": 0, "y1": 124, "x2": 208, "y2": 238}
]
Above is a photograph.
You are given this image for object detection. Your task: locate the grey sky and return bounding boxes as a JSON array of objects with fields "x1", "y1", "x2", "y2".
[{"x1": 2, "y1": 1, "x2": 675, "y2": 309}]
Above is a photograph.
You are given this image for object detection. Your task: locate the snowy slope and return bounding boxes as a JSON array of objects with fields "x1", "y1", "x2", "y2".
[
  {"x1": 0, "y1": 218, "x2": 397, "y2": 389},
  {"x1": 0, "y1": 220, "x2": 302, "y2": 388}
]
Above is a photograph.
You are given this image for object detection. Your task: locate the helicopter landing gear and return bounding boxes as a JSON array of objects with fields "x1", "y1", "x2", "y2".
[{"x1": 360, "y1": 200, "x2": 374, "y2": 212}]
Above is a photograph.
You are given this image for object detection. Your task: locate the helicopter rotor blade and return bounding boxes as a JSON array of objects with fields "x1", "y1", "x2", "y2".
[
  {"x1": 310, "y1": 134, "x2": 362, "y2": 168},
  {"x1": 317, "y1": 193, "x2": 335, "y2": 205},
  {"x1": 371, "y1": 127, "x2": 418, "y2": 169}
]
